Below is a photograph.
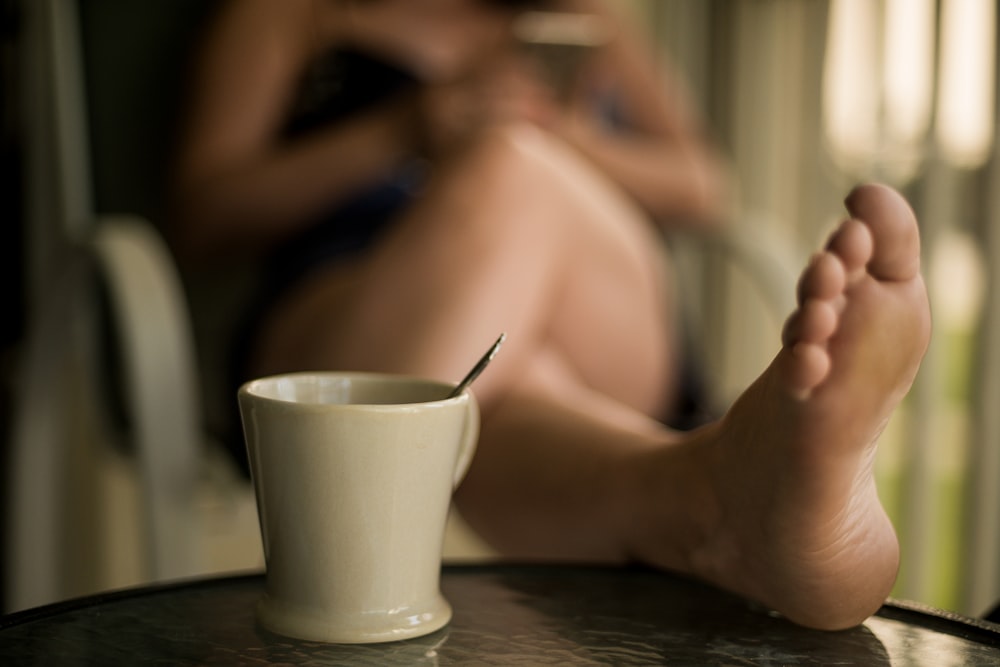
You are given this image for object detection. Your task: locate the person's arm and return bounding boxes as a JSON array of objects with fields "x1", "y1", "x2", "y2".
[
  {"x1": 169, "y1": 0, "x2": 417, "y2": 264},
  {"x1": 547, "y1": 0, "x2": 733, "y2": 226}
]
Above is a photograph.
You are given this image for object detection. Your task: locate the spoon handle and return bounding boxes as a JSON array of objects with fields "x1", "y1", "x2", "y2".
[{"x1": 449, "y1": 333, "x2": 506, "y2": 398}]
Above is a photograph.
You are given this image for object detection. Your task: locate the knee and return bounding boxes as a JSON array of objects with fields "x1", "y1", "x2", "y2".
[
  {"x1": 425, "y1": 123, "x2": 618, "y2": 246},
  {"x1": 454, "y1": 123, "x2": 566, "y2": 198}
]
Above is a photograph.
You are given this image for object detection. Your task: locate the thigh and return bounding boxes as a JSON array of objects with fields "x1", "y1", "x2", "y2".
[
  {"x1": 244, "y1": 258, "x2": 370, "y2": 379},
  {"x1": 548, "y1": 209, "x2": 677, "y2": 419},
  {"x1": 250, "y1": 125, "x2": 678, "y2": 417},
  {"x1": 517, "y1": 129, "x2": 678, "y2": 417}
]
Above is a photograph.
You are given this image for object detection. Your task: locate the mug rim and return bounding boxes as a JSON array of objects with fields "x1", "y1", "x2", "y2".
[{"x1": 238, "y1": 370, "x2": 464, "y2": 407}]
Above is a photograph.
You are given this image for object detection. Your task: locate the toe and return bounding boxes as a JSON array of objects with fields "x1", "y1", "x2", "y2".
[
  {"x1": 825, "y1": 219, "x2": 873, "y2": 280},
  {"x1": 797, "y1": 251, "x2": 846, "y2": 305},
  {"x1": 779, "y1": 342, "x2": 831, "y2": 396},
  {"x1": 782, "y1": 298, "x2": 838, "y2": 347},
  {"x1": 844, "y1": 183, "x2": 921, "y2": 281}
]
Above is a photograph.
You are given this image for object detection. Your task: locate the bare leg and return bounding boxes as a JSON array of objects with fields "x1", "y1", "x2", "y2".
[
  {"x1": 252, "y1": 129, "x2": 929, "y2": 629},
  {"x1": 678, "y1": 182, "x2": 930, "y2": 629},
  {"x1": 251, "y1": 123, "x2": 678, "y2": 417},
  {"x1": 458, "y1": 183, "x2": 930, "y2": 630}
]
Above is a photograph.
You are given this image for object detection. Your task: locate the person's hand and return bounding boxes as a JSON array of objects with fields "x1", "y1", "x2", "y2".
[
  {"x1": 339, "y1": 0, "x2": 511, "y2": 82},
  {"x1": 415, "y1": 52, "x2": 563, "y2": 155}
]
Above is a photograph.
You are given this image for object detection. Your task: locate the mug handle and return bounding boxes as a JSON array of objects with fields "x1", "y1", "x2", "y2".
[{"x1": 452, "y1": 392, "x2": 480, "y2": 488}]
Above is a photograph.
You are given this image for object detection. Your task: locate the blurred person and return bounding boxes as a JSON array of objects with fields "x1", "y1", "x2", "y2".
[{"x1": 169, "y1": 0, "x2": 931, "y2": 630}]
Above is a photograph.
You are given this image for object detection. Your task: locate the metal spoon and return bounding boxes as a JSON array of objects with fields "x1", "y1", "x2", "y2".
[{"x1": 449, "y1": 333, "x2": 507, "y2": 398}]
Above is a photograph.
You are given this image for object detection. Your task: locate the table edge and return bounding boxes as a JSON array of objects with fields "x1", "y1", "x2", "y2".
[
  {"x1": 879, "y1": 597, "x2": 1000, "y2": 647},
  {"x1": 2, "y1": 563, "x2": 999, "y2": 648}
]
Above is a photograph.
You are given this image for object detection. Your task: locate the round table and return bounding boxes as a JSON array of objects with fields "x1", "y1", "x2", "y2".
[{"x1": 2, "y1": 564, "x2": 999, "y2": 665}]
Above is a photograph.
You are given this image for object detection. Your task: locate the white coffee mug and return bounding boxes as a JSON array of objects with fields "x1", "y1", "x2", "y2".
[{"x1": 238, "y1": 371, "x2": 479, "y2": 643}]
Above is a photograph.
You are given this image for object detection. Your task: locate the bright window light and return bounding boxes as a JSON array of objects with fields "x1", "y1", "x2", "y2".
[
  {"x1": 823, "y1": 0, "x2": 935, "y2": 182},
  {"x1": 936, "y1": 0, "x2": 996, "y2": 168},
  {"x1": 823, "y1": 0, "x2": 880, "y2": 172},
  {"x1": 884, "y1": 0, "x2": 935, "y2": 148}
]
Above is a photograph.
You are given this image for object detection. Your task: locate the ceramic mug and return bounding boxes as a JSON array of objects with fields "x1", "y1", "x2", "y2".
[{"x1": 238, "y1": 371, "x2": 479, "y2": 643}]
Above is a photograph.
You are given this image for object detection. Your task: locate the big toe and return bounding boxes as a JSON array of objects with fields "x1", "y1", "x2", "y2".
[{"x1": 844, "y1": 183, "x2": 921, "y2": 281}]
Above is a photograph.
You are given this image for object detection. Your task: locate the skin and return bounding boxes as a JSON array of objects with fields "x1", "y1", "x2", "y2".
[
  {"x1": 170, "y1": 0, "x2": 728, "y2": 261},
  {"x1": 452, "y1": 184, "x2": 928, "y2": 631},
  {"x1": 170, "y1": 0, "x2": 930, "y2": 630}
]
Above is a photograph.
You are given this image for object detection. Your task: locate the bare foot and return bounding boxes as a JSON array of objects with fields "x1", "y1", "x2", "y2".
[{"x1": 635, "y1": 183, "x2": 930, "y2": 629}]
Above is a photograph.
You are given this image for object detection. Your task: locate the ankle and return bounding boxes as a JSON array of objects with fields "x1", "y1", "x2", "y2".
[{"x1": 617, "y1": 429, "x2": 725, "y2": 577}]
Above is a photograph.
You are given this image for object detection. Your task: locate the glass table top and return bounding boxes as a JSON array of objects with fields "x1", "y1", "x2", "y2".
[{"x1": 2, "y1": 564, "x2": 999, "y2": 665}]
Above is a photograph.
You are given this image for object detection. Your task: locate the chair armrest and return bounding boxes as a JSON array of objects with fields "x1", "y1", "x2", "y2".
[
  {"x1": 91, "y1": 216, "x2": 203, "y2": 581},
  {"x1": 5, "y1": 216, "x2": 203, "y2": 612}
]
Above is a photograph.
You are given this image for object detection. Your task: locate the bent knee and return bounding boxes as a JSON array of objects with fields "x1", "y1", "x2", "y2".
[
  {"x1": 453, "y1": 123, "x2": 572, "y2": 196},
  {"x1": 419, "y1": 122, "x2": 640, "y2": 248}
]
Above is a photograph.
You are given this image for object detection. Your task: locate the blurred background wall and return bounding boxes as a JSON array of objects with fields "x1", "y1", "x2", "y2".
[{"x1": 1, "y1": 0, "x2": 999, "y2": 619}]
